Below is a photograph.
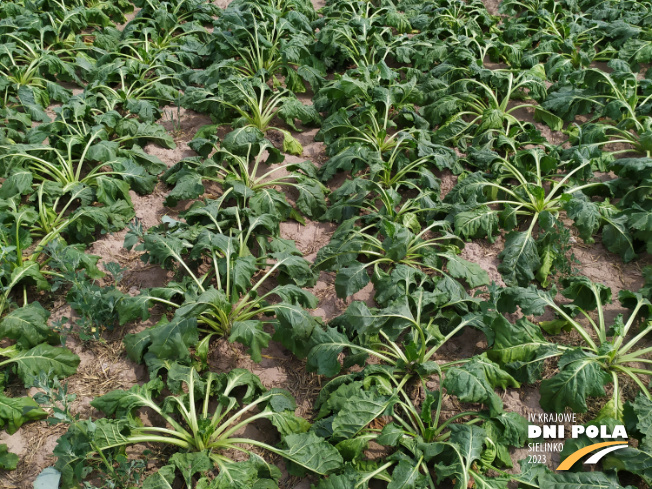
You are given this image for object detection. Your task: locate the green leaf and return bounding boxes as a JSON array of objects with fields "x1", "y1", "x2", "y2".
[
  {"x1": 124, "y1": 317, "x2": 198, "y2": 367},
  {"x1": 560, "y1": 276, "x2": 611, "y2": 311},
  {"x1": 533, "y1": 107, "x2": 563, "y2": 131},
  {"x1": 268, "y1": 409, "x2": 311, "y2": 437},
  {"x1": 279, "y1": 432, "x2": 343, "y2": 476},
  {"x1": 282, "y1": 132, "x2": 303, "y2": 155},
  {"x1": 116, "y1": 288, "x2": 181, "y2": 325},
  {"x1": 335, "y1": 264, "x2": 370, "y2": 298},
  {"x1": 91, "y1": 377, "x2": 164, "y2": 417},
  {"x1": 272, "y1": 303, "x2": 320, "y2": 358},
  {"x1": 539, "y1": 471, "x2": 628, "y2": 489},
  {"x1": 443, "y1": 354, "x2": 518, "y2": 415},
  {"x1": 540, "y1": 348, "x2": 611, "y2": 413},
  {"x1": 95, "y1": 176, "x2": 131, "y2": 205},
  {"x1": 210, "y1": 455, "x2": 280, "y2": 488},
  {"x1": 271, "y1": 252, "x2": 317, "y2": 288},
  {"x1": 170, "y1": 451, "x2": 213, "y2": 487},
  {"x1": 498, "y1": 230, "x2": 540, "y2": 286},
  {"x1": 5, "y1": 344, "x2": 80, "y2": 387},
  {"x1": 334, "y1": 436, "x2": 368, "y2": 462},
  {"x1": 8, "y1": 261, "x2": 48, "y2": 292},
  {"x1": 305, "y1": 327, "x2": 353, "y2": 377},
  {"x1": 311, "y1": 471, "x2": 367, "y2": 489},
  {"x1": 148, "y1": 317, "x2": 199, "y2": 365},
  {"x1": 387, "y1": 459, "x2": 425, "y2": 489},
  {"x1": 496, "y1": 285, "x2": 555, "y2": 316},
  {"x1": 17, "y1": 86, "x2": 49, "y2": 122},
  {"x1": 229, "y1": 321, "x2": 271, "y2": 363},
  {"x1": 164, "y1": 168, "x2": 205, "y2": 207},
  {"x1": 603, "y1": 442, "x2": 652, "y2": 484},
  {"x1": 442, "y1": 252, "x2": 490, "y2": 288},
  {"x1": 331, "y1": 390, "x2": 397, "y2": 441},
  {"x1": 539, "y1": 320, "x2": 573, "y2": 335},
  {"x1": 293, "y1": 176, "x2": 327, "y2": 218},
  {"x1": 480, "y1": 107, "x2": 506, "y2": 133},
  {"x1": 487, "y1": 313, "x2": 558, "y2": 383},
  {"x1": 277, "y1": 98, "x2": 320, "y2": 132},
  {"x1": 381, "y1": 221, "x2": 411, "y2": 261},
  {"x1": 0, "y1": 302, "x2": 58, "y2": 349},
  {"x1": 484, "y1": 412, "x2": 528, "y2": 467},
  {"x1": 0, "y1": 444, "x2": 18, "y2": 470},
  {"x1": 535, "y1": 242, "x2": 555, "y2": 288},
  {"x1": 142, "y1": 465, "x2": 175, "y2": 489},
  {"x1": 542, "y1": 87, "x2": 596, "y2": 122},
  {"x1": 222, "y1": 126, "x2": 265, "y2": 155},
  {"x1": 0, "y1": 171, "x2": 32, "y2": 199},
  {"x1": 0, "y1": 394, "x2": 47, "y2": 434},
  {"x1": 86, "y1": 140, "x2": 118, "y2": 162},
  {"x1": 454, "y1": 207, "x2": 499, "y2": 240},
  {"x1": 628, "y1": 393, "x2": 652, "y2": 441},
  {"x1": 272, "y1": 285, "x2": 318, "y2": 309},
  {"x1": 437, "y1": 424, "x2": 487, "y2": 486},
  {"x1": 563, "y1": 198, "x2": 601, "y2": 243},
  {"x1": 602, "y1": 214, "x2": 636, "y2": 262}
]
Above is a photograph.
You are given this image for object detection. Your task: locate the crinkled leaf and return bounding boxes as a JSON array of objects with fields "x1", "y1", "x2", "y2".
[
  {"x1": 0, "y1": 302, "x2": 58, "y2": 349},
  {"x1": 279, "y1": 432, "x2": 343, "y2": 476},
  {"x1": 539, "y1": 348, "x2": 611, "y2": 413},
  {"x1": 0, "y1": 394, "x2": 46, "y2": 434},
  {"x1": 229, "y1": 321, "x2": 271, "y2": 363},
  {"x1": 498, "y1": 230, "x2": 540, "y2": 286}
]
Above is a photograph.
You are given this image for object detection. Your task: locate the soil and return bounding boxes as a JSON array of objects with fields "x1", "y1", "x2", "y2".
[{"x1": 1, "y1": 1, "x2": 650, "y2": 488}]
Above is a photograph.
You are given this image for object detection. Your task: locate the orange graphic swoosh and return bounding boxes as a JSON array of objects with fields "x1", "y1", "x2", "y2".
[{"x1": 557, "y1": 441, "x2": 628, "y2": 470}]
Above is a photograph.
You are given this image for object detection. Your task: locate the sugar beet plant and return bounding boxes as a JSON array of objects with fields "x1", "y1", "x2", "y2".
[
  {"x1": 488, "y1": 276, "x2": 652, "y2": 418},
  {"x1": 0, "y1": 119, "x2": 168, "y2": 316},
  {"x1": 104, "y1": 194, "x2": 321, "y2": 371},
  {"x1": 443, "y1": 148, "x2": 605, "y2": 286},
  {"x1": 423, "y1": 67, "x2": 563, "y2": 152},
  {"x1": 311, "y1": 364, "x2": 606, "y2": 488},
  {"x1": 545, "y1": 62, "x2": 652, "y2": 157},
  {"x1": 0, "y1": 179, "x2": 122, "y2": 318},
  {"x1": 162, "y1": 139, "x2": 327, "y2": 222},
  {"x1": 302, "y1": 289, "x2": 513, "y2": 411},
  {"x1": 207, "y1": 0, "x2": 320, "y2": 90},
  {"x1": 0, "y1": 302, "x2": 79, "y2": 456},
  {"x1": 54, "y1": 365, "x2": 342, "y2": 488},
  {"x1": 183, "y1": 73, "x2": 320, "y2": 155},
  {"x1": 313, "y1": 216, "x2": 489, "y2": 300},
  {"x1": 309, "y1": 365, "x2": 529, "y2": 488}
]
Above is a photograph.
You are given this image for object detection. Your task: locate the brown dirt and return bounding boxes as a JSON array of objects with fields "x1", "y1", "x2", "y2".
[{"x1": 483, "y1": 0, "x2": 502, "y2": 16}]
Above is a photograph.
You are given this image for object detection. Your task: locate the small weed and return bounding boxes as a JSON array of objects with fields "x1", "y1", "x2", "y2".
[
  {"x1": 164, "y1": 92, "x2": 183, "y2": 136},
  {"x1": 82, "y1": 454, "x2": 149, "y2": 489},
  {"x1": 32, "y1": 373, "x2": 77, "y2": 425}
]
